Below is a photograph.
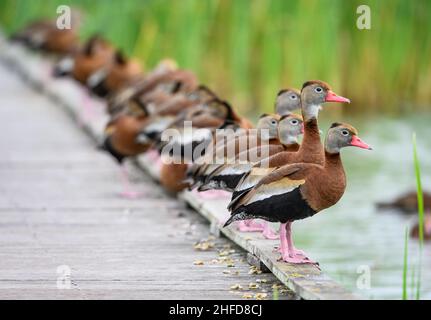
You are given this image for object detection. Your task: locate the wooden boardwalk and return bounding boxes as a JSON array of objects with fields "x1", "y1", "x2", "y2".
[
  {"x1": 0, "y1": 32, "x2": 360, "y2": 299},
  {"x1": 0, "y1": 63, "x2": 295, "y2": 300}
]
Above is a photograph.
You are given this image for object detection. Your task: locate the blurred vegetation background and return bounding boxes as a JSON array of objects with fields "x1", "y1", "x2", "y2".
[{"x1": 0, "y1": 0, "x2": 430, "y2": 116}]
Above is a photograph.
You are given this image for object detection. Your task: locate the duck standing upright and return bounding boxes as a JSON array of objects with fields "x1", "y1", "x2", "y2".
[
  {"x1": 102, "y1": 111, "x2": 153, "y2": 199},
  {"x1": 225, "y1": 123, "x2": 372, "y2": 264},
  {"x1": 186, "y1": 88, "x2": 302, "y2": 192},
  {"x1": 230, "y1": 80, "x2": 350, "y2": 205},
  {"x1": 10, "y1": 10, "x2": 81, "y2": 55},
  {"x1": 211, "y1": 113, "x2": 304, "y2": 239},
  {"x1": 87, "y1": 50, "x2": 144, "y2": 98}
]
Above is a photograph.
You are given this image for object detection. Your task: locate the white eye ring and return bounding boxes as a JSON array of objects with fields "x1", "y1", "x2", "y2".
[
  {"x1": 341, "y1": 130, "x2": 349, "y2": 136},
  {"x1": 290, "y1": 95, "x2": 297, "y2": 100},
  {"x1": 290, "y1": 119, "x2": 298, "y2": 125},
  {"x1": 315, "y1": 87, "x2": 323, "y2": 93}
]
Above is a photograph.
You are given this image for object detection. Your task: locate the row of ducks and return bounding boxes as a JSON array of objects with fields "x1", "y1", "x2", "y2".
[{"x1": 11, "y1": 16, "x2": 374, "y2": 264}]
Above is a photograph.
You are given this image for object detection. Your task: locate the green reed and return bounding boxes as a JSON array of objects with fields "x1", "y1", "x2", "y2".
[
  {"x1": 412, "y1": 133, "x2": 424, "y2": 300},
  {"x1": 402, "y1": 133, "x2": 425, "y2": 300},
  {"x1": 402, "y1": 226, "x2": 408, "y2": 300},
  {"x1": 0, "y1": 0, "x2": 430, "y2": 115}
]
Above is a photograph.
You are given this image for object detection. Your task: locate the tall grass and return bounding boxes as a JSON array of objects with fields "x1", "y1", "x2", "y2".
[
  {"x1": 412, "y1": 133, "x2": 424, "y2": 300},
  {"x1": 402, "y1": 226, "x2": 408, "y2": 300},
  {"x1": 0, "y1": 0, "x2": 430, "y2": 115},
  {"x1": 402, "y1": 133, "x2": 425, "y2": 300}
]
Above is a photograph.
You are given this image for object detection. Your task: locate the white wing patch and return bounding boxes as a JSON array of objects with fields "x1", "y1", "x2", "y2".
[
  {"x1": 216, "y1": 164, "x2": 252, "y2": 176},
  {"x1": 87, "y1": 68, "x2": 108, "y2": 88},
  {"x1": 57, "y1": 57, "x2": 74, "y2": 73},
  {"x1": 248, "y1": 179, "x2": 304, "y2": 203}
]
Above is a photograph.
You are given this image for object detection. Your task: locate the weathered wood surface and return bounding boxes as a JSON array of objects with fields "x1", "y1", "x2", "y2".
[
  {"x1": 0, "y1": 33, "x2": 360, "y2": 300},
  {"x1": 0, "y1": 53, "x2": 295, "y2": 300}
]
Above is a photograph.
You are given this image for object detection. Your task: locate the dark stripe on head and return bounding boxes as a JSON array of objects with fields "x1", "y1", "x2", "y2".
[
  {"x1": 279, "y1": 113, "x2": 293, "y2": 121},
  {"x1": 277, "y1": 89, "x2": 288, "y2": 96},
  {"x1": 302, "y1": 80, "x2": 331, "y2": 91}
]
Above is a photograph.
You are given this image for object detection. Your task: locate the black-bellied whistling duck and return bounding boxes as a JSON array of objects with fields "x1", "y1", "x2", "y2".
[
  {"x1": 102, "y1": 112, "x2": 153, "y2": 199},
  {"x1": 186, "y1": 87, "x2": 302, "y2": 192},
  {"x1": 411, "y1": 213, "x2": 431, "y2": 240},
  {"x1": 53, "y1": 35, "x2": 116, "y2": 123},
  {"x1": 109, "y1": 67, "x2": 199, "y2": 117},
  {"x1": 53, "y1": 35, "x2": 115, "y2": 83},
  {"x1": 152, "y1": 85, "x2": 218, "y2": 117},
  {"x1": 201, "y1": 113, "x2": 304, "y2": 239},
  {"x1": 225, "y1": 123, "x2": 372, "y2": 264},
  {"x1": 198, "y1": 113, "x2": 303, "y2": 193},
  {"x1": 134, "y1": 69, "x2": 200, "y2": 116},
  {"x1": 158, "y1": 100, "x2": 251, "y2": 194},
  {"x1": 155, "y1": 99, "x2": 240, "y2": 161},
  {"x1": 185, "y1": 113, "x2": 281, "y2": 190},
  {"x1": 10, "y1": 11, "x2": 81, "y2": 55},
  {"x1": 87, "y1": 50, "x2": 144, "y2": 98},
  {"x1": 160, "y1": 163, "x2": 190, "y2": 194},
  {"x1": 230, "y1": 80, "x2": 350, "y2": 206},
  {"x1": 377, "y1": 190, "x2": 431, "y2": 214},
  {"x1": 130, "y1": 86, "x2": 219, "y2": 150},
  {"x1": 275, "y1": 88, "x2": 301, "y2": 116}
]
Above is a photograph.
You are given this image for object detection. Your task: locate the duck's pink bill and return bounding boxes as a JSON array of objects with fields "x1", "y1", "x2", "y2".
[
  {"x1": 351, "y1": 135, "x2": 373, "y2": 150},
  {"x1": 325, "y1": 90, "x2": 351, "y2": 103}
]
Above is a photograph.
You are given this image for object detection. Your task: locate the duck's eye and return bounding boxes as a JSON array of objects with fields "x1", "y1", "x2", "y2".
[
  {"x1": 290, "y1": 95, "x2": 297, "y2": 100},
  {"x1": 270, "y1": 120, "x2": 277, "y2": 125},
  {"x1": 290, "y1": 119, "x2": 298, "y2": 125},
  {"x1": 341, "y1": 130, "x2": 349, "y2": 136},
  {"x1": 315, "y1": 87, "x2": 323, "y2": 93}
]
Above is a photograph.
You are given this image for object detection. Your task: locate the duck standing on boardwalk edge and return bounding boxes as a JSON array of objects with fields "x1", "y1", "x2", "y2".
[
  {"x1": 225, "y1": 123, "x2": 372, "y2": 264},
  {"x1": 7, "y1": 17, "x2": 378, "y2": 269}
]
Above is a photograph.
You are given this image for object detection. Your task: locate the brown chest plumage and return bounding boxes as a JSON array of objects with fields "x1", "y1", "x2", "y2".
[
  {"x1": 108, "y1": 115, "x2": 151, "y2": 158},
  {"x1": 301, "y1": 152, "x2": 346, "y2": 212}
]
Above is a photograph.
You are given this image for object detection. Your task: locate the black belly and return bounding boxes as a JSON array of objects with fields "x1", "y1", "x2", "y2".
[
  {"x1": 91, "y1": 82, "x2": 110, "y2": 98},
  {"x1": 234, "y1": 188, "x2": 317, "y2": 223},
  {"x1": 102, "y1": 137, "x2": 126, "y2": 163},
  {"x1": 208, "y1": 174, "x2": 244, "y2": 191}
]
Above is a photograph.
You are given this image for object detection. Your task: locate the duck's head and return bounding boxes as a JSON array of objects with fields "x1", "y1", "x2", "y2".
[
  {"x1": 187, "y1": 85, "x2": 218, "y2": 103},
  {"x1": 256, "y1": 113, "x2": 280, "y2": 139},
  {"x1": 275, "y1": 88, "x2": 301, "y2": 115},
  {"x1": 325, "y1": 122, "x2": 372, "y2": 154},
  {"x1": 277, "y1": 113, "x2": 304, "y2": 145},
  {"x1": 301, "y1": 80, "x2": 350, "y2": 119},
  {"x1": 154, "y1": 58, "x2": 178, "y2": 75}
]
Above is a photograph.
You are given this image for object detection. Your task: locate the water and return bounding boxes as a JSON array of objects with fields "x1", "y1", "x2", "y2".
[{"x1": 291, "y1": 113, "x2": 431, "y2": 299}]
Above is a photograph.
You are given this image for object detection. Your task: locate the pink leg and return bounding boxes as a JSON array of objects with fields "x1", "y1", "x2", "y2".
[
  {"x1": 279, "y1": 223, "x2": 289, "y2": 256},
  {"x1": 81, "y1": 93, "x2": 95, "y2": 124},
  {"x1": 425, "y1": 217, "x2": 431, "y2": 234},
  {"x1": 237, "y1": 220, "x2": 264, "y2": 232},
  {"x1": 42, "y1": 63, "x2": 52, "y2": 84},
  {"x1": 155, "y1": 155, "x2": 164, "y2": 171},
  {"x1": 194, "y1": 189, "x2": 231, "y2": 200},
  {"x1": 118, "y1": 163, "x2": 144, "y2": 199},
  {"x1": 146, "y1": 149, "x2": 160, "y2": 162},
  {"x1": 280, "y1": 222, "x2": 316, "y2": 264},
  {"x1": 261, "y1": 222, "x2": 279, "y2": 240}
]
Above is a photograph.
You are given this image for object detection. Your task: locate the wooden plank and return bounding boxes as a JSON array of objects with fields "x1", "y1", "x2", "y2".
[
  {"x1": 0, "y1": 35, "x2": 360, "y2": 300},
  {"x1": 0, "y1": 57, "x2": 295, "y2": 301}
]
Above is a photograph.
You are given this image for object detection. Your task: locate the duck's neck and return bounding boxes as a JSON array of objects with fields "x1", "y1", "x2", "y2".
[
  {"x1": 285, "y1": 142, "x2": 300, "y2": 152},
  {"x1": 325, "y1": 150, "x2": 346, "y2": 190},
  {"x1": 311, "y1": 151, "x2": 346, "y2": 211},
  {"x1": 298, "y1": 116, "x2": 324, "y2": 164},
  {"x1": 324, "y1": 151, "x2": 344, "y2": 173}
]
